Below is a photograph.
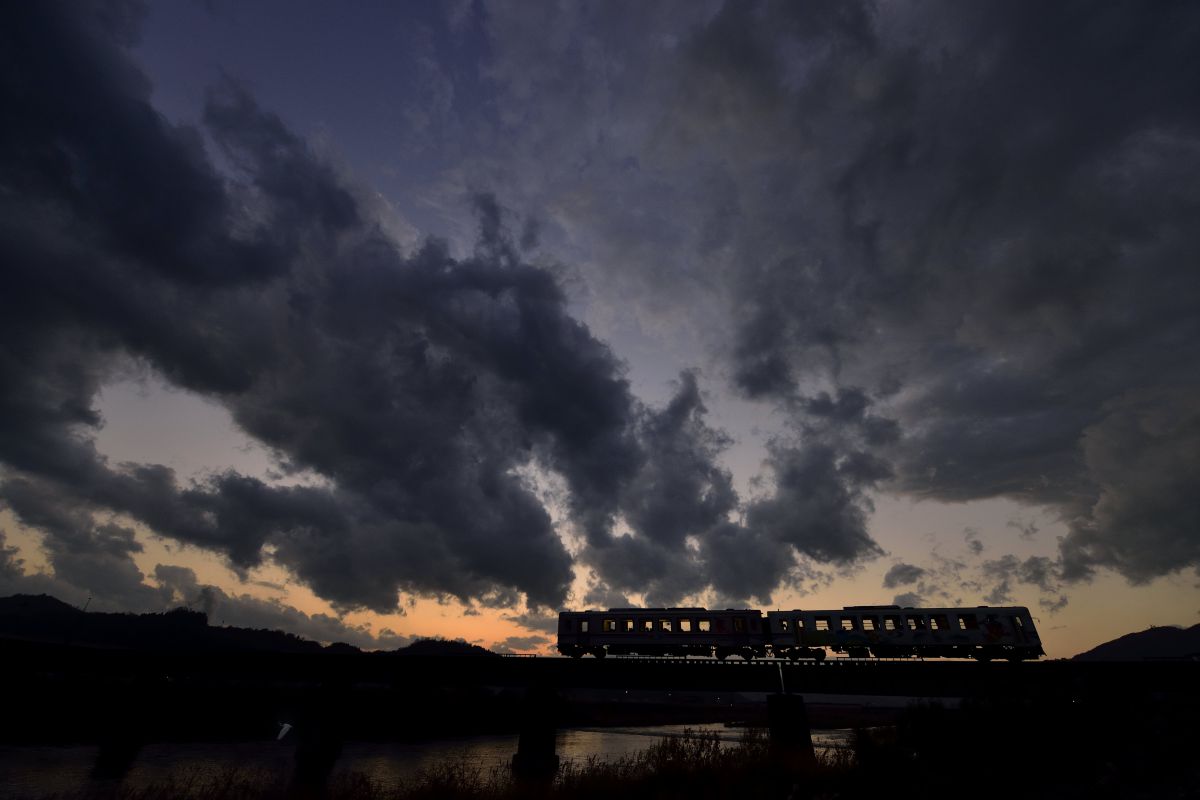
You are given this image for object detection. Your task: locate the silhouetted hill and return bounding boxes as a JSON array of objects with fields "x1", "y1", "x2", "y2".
[
  {"x1": 0, "y1": 593, "x2": 344, "y2": 654},
  {"x1": 1073, "y1": 623, "x2": 1200, "y2": 661},
  {"x1": 0, "y1": 593, "x2": 503, "y2": 658},
  {"x1": 394, "y1": 637, "x2": 498, "y2": 658}
]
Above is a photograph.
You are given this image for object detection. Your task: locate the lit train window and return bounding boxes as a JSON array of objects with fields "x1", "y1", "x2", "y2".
[
  {"x1": 641, "y1": 619, "x2": 653, "y2": 632},
  {"x1": 580, "y1": 621, "x2": 589, "y2": 633},
  {"x1": 862, "y1": 618, "x2": 877, "y2": 631},
  {"x1": 780, "y1": 620, "x2": 789, "y2": 632},
  {"x1": 698, "y1": 619, "x2": 712, "y2": 632},
  {"x1": 885, "y1": 616, "x2": 901, "y2": 631},
  {"x1": 906, "y1": 615, "x2": 926, "y2": 631},
  {"x1": 794, "y1": 618, "x2": 804, "y2": 629},
  {"x1": 930, "y1": 615, "x2": 949, "y2": 631},
  {"x1": 840, "y1": 618, "x2": 856, "y2": 631},
  {"x1": 603, "y1": 619, "x2": 616, "y2": 632},
  {"x1": 659, "y1": 619, "x2": 672, "y2": 632},
  {"x1": 680, "y1": 619, "x2": 692, "y2": 632},
  {"x1": 622, "y1": 619, "x2": 634, "y2": 632},
  {"x1": 957, "y1": 614, "x2": 978, "y2": 630},
  {"x1": 815, "y1": 617, "x2": 830, "y2": 631}
]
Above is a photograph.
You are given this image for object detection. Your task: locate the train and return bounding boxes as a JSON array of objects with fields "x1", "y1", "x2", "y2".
[{"x1": 557, "y1": 605, "x2": 1044, "y2": 662}]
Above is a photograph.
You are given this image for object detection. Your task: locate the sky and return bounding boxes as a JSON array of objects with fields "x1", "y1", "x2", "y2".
[{"x1": 1, "y1": 1, "x2": 1197, "y2": 658}]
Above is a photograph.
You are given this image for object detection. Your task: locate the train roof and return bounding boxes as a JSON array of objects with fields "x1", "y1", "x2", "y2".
[{"x1": 558, "y1": 605, "x2": 1034, "y2": 615}]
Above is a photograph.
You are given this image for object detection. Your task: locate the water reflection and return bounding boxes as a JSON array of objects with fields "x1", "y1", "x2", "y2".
[{"x1": 0, "y1": 725, "x2": 854, "y2": 798}]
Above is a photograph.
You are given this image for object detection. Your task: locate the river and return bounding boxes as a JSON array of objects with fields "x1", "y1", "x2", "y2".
[{"x1": 0, "y1": 724, "x2": 854, "y2": 798}]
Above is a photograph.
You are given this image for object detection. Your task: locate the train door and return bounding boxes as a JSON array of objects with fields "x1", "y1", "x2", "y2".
[
  {"x1": 1010, "y1": 615, "x2": 1028, "y2": 643},
  {"x1": 732, "y1": 615, "x2": 747, "y2": 647}
]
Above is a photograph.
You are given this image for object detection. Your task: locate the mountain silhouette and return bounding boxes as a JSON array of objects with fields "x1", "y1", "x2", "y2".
[
  {"x1": 0, "y1": 593, "x2": 496, "y2": 656},
  {"x1": 1073, "y1": 623, "x2": 1200, "y2": 661}
]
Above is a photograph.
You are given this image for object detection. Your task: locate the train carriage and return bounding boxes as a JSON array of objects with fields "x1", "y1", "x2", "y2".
[
  {"x1": 558, "y1": 604, "x2": 1044, "y2": 661},
  {"x1": 765, "y1": 605, "x2": 1044, "y2": 661},
  {"x1": 557, "y1": 608, "x2": 767, "y2": 660}
]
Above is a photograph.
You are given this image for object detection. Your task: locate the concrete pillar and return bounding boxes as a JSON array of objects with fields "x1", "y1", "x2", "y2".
[
  {"x1": 90, "y1": 736, "x2": 142, "y2": 782},
  {"x1": 288, "y1": 684, "x2": 346, "y2": 798},
  {"x1": 512, "y1": 686, "x2": 559, "y2": 782},
  {"x1": 768, "y1": 693, "x2": 816, "y2": 769}
]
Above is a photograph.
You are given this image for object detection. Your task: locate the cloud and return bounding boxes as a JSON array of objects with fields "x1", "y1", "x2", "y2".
[
  {"x1": 882, "y1": 563, "x2": 925, "y2": 589},
  {"x1": 1, "y1": 2, "x2": 893, "y2": 622},
  {"x1": 8, "y1": 0, "x2": 1197, "y2": 626},
  {"x1": 153, "y1": 564, "x2": 409, "y2": 649},
  {"x1": 492, "y1": 634, "x2": 550, "y2": 654},
  {"x1": 893, "y1": 592, "x2": 923, "y2": 608},
  {"x1": 1060, "y1": 388, "x2": 1200, "y2": 582},
  {"x1": 501, "y1": 610, "x2": 558, "y2": 634},
  {"x1": 980, "y1": 553, "x2": 1067, "y2": 610},
  {"x1": 471, "y1": 0, "x2": 1200, "y2": 590},
  {"x1": 1, "y1": 2, "x2": 647, "y2": 614},
  {"x1": 1007, "y1": 519, "x2": 1040, "y2": 541}
]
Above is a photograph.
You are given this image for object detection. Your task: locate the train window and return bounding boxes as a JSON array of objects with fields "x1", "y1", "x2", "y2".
[
  {"x1": 622, "y1": 619, "x2": 634, "y2": 632},
  {"x1": 641, "y1": 619, "x2": 653, "y2": 632},
  {"x1": 906, "y1": 615, "x2": 926, "y2": 631},
  {"x1": 698, "y1": 619, "x2": 712, "y2": 632},
  {"x1": 885, "y1": 615, "x2": 901, "y2": 631},
  {"x1": 957, "y1": 614, "x2": 978, "y2": 630},
  {"x1": 680, "y1": 619, "x2": 692, "y2": 632},
  {"x1": 815, "y1": 617, "x2": 830, "y2": 631},
  {"x1": 563, "y1": 620, "x2": 573, "y2": 632},
  {"x1": 794, "y1": 617, "x2": 804, "y2": 629},
  {"x1": 751, "y1": 618, "x2": 760, "y2": 632},
  {"x1": 930, "y1": 615, "x2": 949, "y2": 631},
  {"x1": 733, "y1": 618, "x2": 746, "y2": 633},
  {"x1": 840, "y1": 618, "x2": 856, "y2": 631},
  {"x1": 603, "y1": 619, "x2": 616, "y2": 632},
  {"x1": 580, "y1": 621, "x2": 589, "y2": 633},
  {"x1": 862, "y1": 618, "x2": 877, "y2": 631},
  {"x1": 780, "y1": 619, "x2": 789, "y2": 632},
  {"x1": 659, "y1": 619, "x2": 672, "y2": 632}
]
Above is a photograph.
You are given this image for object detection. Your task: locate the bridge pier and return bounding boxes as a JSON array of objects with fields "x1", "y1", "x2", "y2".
[
  {"x1": 288, "y1": 683, "x2": 347, "y2": 799},
  {"x1": 768, "y1": 693, "x2": 816, "y2": 769},
  {"x1": 512, "y1": 686, "x2": 560, "y2": 783}
]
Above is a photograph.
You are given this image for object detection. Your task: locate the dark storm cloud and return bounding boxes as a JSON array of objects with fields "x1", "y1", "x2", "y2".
[
  {"x1": 475, "y1": 0, "x2": 1200, "y2": 586},
  {"x1": 582, "y1": 371, "x2": 744, "y2": 603},
  {"x1": 4, "y1": 1, "x2": 875, "y2": 619},
  {"x1": 707, "y1": 1, "x2": 1200, "y2": 583},
  {"x1": 745, "y1": 442, "x2": 884, "y2": 564},
  {"x1": 1059, "y1": 388, "x2": 1200, "y2": 583},
  {"x1": 578, "y1": 370, "x2": 886, "y2": 605},
  {"x1": 0, "y1": 1, "x2": 629, "y2": 614},
  {"x1": 882, "y1": 563, "x2": 925, "y2": 589}
]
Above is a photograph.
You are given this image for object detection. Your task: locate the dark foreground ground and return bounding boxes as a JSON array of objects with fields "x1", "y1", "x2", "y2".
[{"x1": 9, "y1": 695, "x2": 1200, "y2": 800}]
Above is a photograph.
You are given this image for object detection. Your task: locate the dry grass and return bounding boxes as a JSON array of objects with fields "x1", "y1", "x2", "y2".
[{"x1": 35, "y1": 729, "x2": 851, "y2": 800}]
